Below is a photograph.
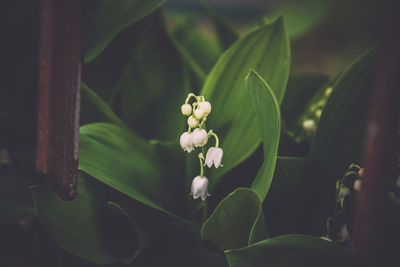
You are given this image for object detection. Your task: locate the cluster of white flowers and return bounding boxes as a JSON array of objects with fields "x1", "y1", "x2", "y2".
[{"x1": 179, "y1": 93, "x2": 223, "y2": 201}]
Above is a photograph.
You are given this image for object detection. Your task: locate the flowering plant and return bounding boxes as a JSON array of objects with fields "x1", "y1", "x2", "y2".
[{"x1": 2, "y1": 1, "x2": 396, "y2": 267}]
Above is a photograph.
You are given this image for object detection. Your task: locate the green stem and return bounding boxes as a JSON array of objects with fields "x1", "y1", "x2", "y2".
[
  {"x1": 185, "y1": 93, "x2": 197, "y2": 104},
  {"x1": 208, "y1": 130, "x2": 220, "y2": 148},
  {"x1": 199, "y1": 118, "x2": 207, "y2": 129},
  {"x1": 198, "y1": 153, "x2": 204, "y2": 177}
]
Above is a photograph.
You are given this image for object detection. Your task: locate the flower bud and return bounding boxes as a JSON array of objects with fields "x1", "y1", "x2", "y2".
[
  {"x1": 199, "y1": 101, "x2": 212, "y2": 115},
  {"x1": 192, "y1": 128, "x2": 208, "y2": 147},
  {"x1": 302, "y1": 119, "x2": 315, "y2": 136},
  {"x1": 191, "y1": 176, "x2": 210, "y2": 201},
  {"x1": 354, "y1": 180, "x2": 361, "y2": 192},
  {"x1": 194, "y1": 108, "x2": 204, "y2": 120},
  {"x1": 187, "y1": 116, "x2": 198, "y2": 128},
  {"x1": 181, "y1": 104, "x2": 192, "y2": 116},
  {"x1": 180, "y1": 132, "x2": 194, "y2": 153}
]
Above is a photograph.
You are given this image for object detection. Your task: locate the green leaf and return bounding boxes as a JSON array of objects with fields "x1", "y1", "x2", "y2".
[
  {"x1": 309, "y1": 49, "x2": 376, "y2": 186},
  {"x1": 107, "y1": 196, "x2": 199, "y2": 257},
  {"x1": 171, "y1": 37, "x2": 207, "y2": 82},
  {"x1": 116, "y1": 11, "x2": 190, "y2": 141},
  {"x1": 0, "y1": 166, "x2": 35, "y2": 223},
  {"x1": 225, "y1": 234, "x2": 345, "y2": 267},
  {"x1": 292, "y1": 49, "x2": 377, "y2": 234},
  {"x1": 84, "y1": 0, "x2": 165, "y2": 63},
  {"x1": 78, "y1": 122, "x2": 174, "y2": 213},
  {"x1": 246, "y1": 71, "x2": 281, "y2": 201},
  {"x1": 201, "y1": 188, "x2": 268, "y2": 250},
  {"x1": 200, "y1": 17, "x2": 290, "y2": 189},
  {"x1": 172, "y1": 14, "x2": 222, "y2": 75},
  {"x1": 31, "y1": 174, "x2": 139, "y2": 264},
  {"x1": 80, "y1": 83, "x2": 127, "y2": 128}
]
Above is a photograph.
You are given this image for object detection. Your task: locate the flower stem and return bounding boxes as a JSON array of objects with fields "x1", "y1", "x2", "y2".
[
  {"x1": 185, "y1": 93, "x2": 197, "y2": 104},
  {"x1": 198, "y1": 153, "x2": 204, "y2": 177},
  {"x1": 199, "y1": 117, "x2": 207, "y2": 129},
  {"x1": 208, "y1": 130, "x2": 220, "y2": 148}
]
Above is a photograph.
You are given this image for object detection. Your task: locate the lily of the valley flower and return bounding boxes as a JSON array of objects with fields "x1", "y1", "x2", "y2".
[
  {"x1": 302, "y1": 119, "x2": 316, "y2": 136},
  {"x1": 191, "y1": 176, "x2": 210, "y2": 201},
  {"x1": 193, "y1": 108, "x2": 204, "y2": 120},
  {"x1": 187, "y1": 115, "x2": 199, "y2": 128},
  {"x1": 205, "y1": 147, "x2": 223, "y2": 168},
  {"x1": 181, "y1": 104, "x2": 192, "y2": 116},
  {"x1": 199, "y1": 101, "x2": 211, "y2": 116},
  {"x1": 192, "y1": 128, "x2": 208, "y2": 147},
  {"x1": 180, "y1": 132, "x2": 194, "y2": 152}
]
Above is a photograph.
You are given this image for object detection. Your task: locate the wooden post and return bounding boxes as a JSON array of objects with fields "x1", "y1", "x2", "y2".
[
  {"x1": 349, "y1": 0, "x2": 400, "y2": 265},
  {"x1": 36, "y1": 0, "x2": 82, "y2": 200}
]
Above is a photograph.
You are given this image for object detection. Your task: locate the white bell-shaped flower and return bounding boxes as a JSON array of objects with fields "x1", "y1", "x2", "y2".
[
  {"x1": 193, "y1": 108, "x2": 204, "y2": 120},
  {"x1": 205, "y1": 147, "x2": 223, "y2": 168},
  {"x1": 191, "y1": 176, "x2": 210, "y2": 201},
  {"x1": 199, "y1": 101, "x2": 211, "y2": 116},
  {"x1": 192, "y1": 128, "x2": 208, "y2": 147},
  {"x1": 180, "y1": 132, "x2": 194, "y2": 153}
]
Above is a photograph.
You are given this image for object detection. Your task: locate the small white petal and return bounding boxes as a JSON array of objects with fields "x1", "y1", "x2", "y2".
[
  {"x1": 192, "y1": 128, "x2": 208, "y2": 147},
  {"x1": 191, "y1": 176, "x2": 209, "y2": 201},
  {"x1": 205, "y1": 147, "x2": 215, "y2": 168},
  {"x1": 180, "y1": 132, "x2": 193, "y2": 153},
  {"x1": 194, "y1": 108, "x2": 204, "y2": 120},
  {"x1": 213, "y1": 148, "x2": 223, "y2": 168},
  {"x1": 199, "y1": 101, "x2": 211, "y2": 115}
]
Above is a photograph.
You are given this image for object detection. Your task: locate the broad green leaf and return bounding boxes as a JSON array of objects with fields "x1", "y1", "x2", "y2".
[
  {"x1": 31, "y1": 174, "x2": 139, "y2": 264},
  {"x1": 201, "y1": 188, "x2": 268, "y2": 250},
  {"x1": 80, "y1": 83, "x2": 127, "y2": 128},
  {"x1": 116, "y1": 11, "x2": 190, "y2": 141},
  {"x1": 0, "y1": 166, "x2": 35, "y2": 223},
  {"x1": 225, "y1": 234, "x2": 345, "y2": 267},
  {"x1": 246, "y1": 71, "x2": 281, "y2": 201},
  {"x1": 105, "y1": 201, "x2": 149, "y2": 263},
  {"x1": 265, "y1": 0, "x2": 331, "y2": 39},
  {"x1": 171, "y1": 37, "x2": 207, "y2": 82},
  {"x1": 172, "y1": 14, "x2": 222, "y2": 75},
  {"x1": 293, "y1": 49, "x2": 377, "y2": 234},
  {"x1": 108, "y1": 196, "x2": 199, "y2": 254},
  {"x1": 78, "y1": 122, "x2": 174, "y2": 213},
  {"x1": 309, "y1": 49, "x2": 376, "y2": 186},
  {"x1": 84, "y1": 0, "x2": 165, "y2": 63},
  {"x1": 200, "y1": 17, "x2": 290, "y2": 189}
]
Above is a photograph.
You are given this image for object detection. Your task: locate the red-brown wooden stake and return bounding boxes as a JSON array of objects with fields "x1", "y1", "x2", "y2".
[
  {"x1": 36, "y1": 0, "x2": 82, "y2": 200},
  {"x1": 350, "y1": 0, "x2": 400, "y2": 265}
]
